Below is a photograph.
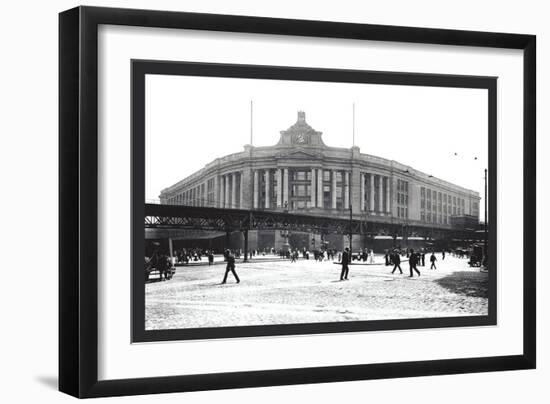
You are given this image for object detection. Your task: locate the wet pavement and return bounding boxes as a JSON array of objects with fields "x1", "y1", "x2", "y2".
[{"x1": 145, "y1": 254, "x2": 488, "y2": 330}]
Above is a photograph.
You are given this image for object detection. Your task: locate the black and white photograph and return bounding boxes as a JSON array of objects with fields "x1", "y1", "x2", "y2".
[
  {"x1": 134, "y1": 61, "x2": 496, "y2": 339},
  {"x1": 1, "y1": 0, "x2": 544, "y2": 401}
]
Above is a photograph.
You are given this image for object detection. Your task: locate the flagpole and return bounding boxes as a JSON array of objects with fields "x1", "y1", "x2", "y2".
[
  {"x1": 250, "y1": 100, "x2": 253, "y2": 146},
  {"x1": 352, "y1": 102, "x2": 355, "y2": 147}
]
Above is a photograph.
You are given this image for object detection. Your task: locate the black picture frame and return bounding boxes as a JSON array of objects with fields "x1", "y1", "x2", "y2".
[
  {"x1": 131, "y1": 59, "x2": 498, "y2": 343},
  {"x1": 59, "y1": 5, "x2": 536, "y2": 398}
]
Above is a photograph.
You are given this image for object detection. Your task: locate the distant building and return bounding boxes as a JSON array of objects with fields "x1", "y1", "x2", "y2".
[{"x1": 159, "y1": 111, "x2": 481, "y2": 251}]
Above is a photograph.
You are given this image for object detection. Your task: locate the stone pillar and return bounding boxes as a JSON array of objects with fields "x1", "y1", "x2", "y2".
[
  {"x1": 331, "y1": 170, "x2": 337, "y2": 209},
  {"x1": 369, "y1": 173, "x2": 375, "y2": 212},
  {"x1": 344, "y1": 171, "x2": 350, "y2": 210},
  {"x1": 360, "y1": 173, "x2": 365, "y2": 211},
  {"x1": 240, "y1": 169, "x2": 252, "y2": 210},
  {"x1": 377, "y1": 175, "x2": 383, "y2": 213},
  {"x1": 350, "y1": 166, "x2": 361, "y2": 213},
  {"x1": 311, "y1": 168, "x2": 316, "y2": 207},
  {"x1": 317, "y1": 168, "x2": 323, "y2": 208},
  {"x1": 391, "y1": 175, "x2": 398, "y2": 218},
  {"x1": 231, "y1": 172, "x2": 237, "y2": 209},
  {"x1": 265, "y1": 170, "x2": 270, "y2": 209},
  {"x1": 283, "y1": 168, "x2": 289, "y2": 207},
  {"x1": 276, "y1": 169, "x2": 282, "y2": 208},
  {"x1": 386, "y1": 177, "x2": 391, "y2": 213},
  {"x1": 214, "y1": 176, "x2": 219, "y2": 208},
  {"x1": 239, "y1": 172, "x2": 244, "y2": 209},
  {"x1": 253, "y1": 170, "x2": 259, "y2": 209},
  {"x1": 224, "y1": 174, "x2": 231, "y2": 208}
]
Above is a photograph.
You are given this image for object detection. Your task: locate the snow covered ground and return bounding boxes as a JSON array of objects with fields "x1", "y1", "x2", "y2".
[{"x1": 145, "y1": 255, "x2": 488, "y2": 330}]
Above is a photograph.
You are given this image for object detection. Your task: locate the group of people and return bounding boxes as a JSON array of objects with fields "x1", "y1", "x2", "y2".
[
  {"x1": 151, "y1": 241, "x2": 446, "y2": 285},
  {"x1": 338, "y1": 247, "x2": 374, "y2": 281},
  {"x1": 355, "y1": 249, "x2": 375, "y2": 263},
  {"x1": 389, "y1": 249, "x2": 439, "y2": 277},
  {"x1": 174, "y1": 248, "x2": 207, "y2": 264}
]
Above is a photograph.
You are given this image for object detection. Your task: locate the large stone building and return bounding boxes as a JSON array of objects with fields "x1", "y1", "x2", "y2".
[{"x1": 159, "y1": 112, "x2": 481, "y2": 252}]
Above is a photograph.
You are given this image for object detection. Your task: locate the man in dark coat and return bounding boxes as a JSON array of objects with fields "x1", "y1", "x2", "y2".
[
  {"x1": 340, "y1": 247, "x2": 350, "y2": 281},
  {"x1": 409, "y1": 249, "x2": 421, "y2": 277},
  {"x1": 430, "y1": 252, "x2": 437, "y2": 269},
  {"x1": 221, "y1": 250, "x2": 240, "y2": 284},
  {"x1": 391, "y1": 250, "x2": 403, "y2": 274}
]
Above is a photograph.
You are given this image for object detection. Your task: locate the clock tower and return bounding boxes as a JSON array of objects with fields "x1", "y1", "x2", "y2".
[{"x1": 276, "y1": 111, "x2": 326, "y2": 147}]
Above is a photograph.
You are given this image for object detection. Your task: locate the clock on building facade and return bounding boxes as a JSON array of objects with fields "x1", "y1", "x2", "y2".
[{"x1": 294, "y1": 133, "x2": 307, "y2": 144}]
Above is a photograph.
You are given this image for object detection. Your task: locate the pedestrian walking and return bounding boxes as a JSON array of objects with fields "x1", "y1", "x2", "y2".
[
  {"x1": 221, "y1": 249, "x2": 240, "y2": 284},
  {"x1": 408, "y1": 249, "x2": 421, "y2": 277},
  {"x1": 368, "y1": 249, "x2": 374, "y2": 264},
  {"x1": 391, "y1": 250, "x2": 403, "y2": 274},
  {"x1": 207, "y1": 250, "x2": 214, "y2": 266},
  {"x1": 318, "y1": 250, "x2": 325, "y2": 262},
  {"x1": 340, "y1": 247, "x2": 350, "y2": 280},
  {"x1": 290, "y1": 250, "x2": 297, "y2": 263},
  {"x1": 442, "y1": 250, "x2": 446, "y2": 260},
  {"x1": 421, "y1": 251, "x2": 426, "y2": 267},
  {"x1": 430, "y1": 252, "x2": 437, "y2": 269}
]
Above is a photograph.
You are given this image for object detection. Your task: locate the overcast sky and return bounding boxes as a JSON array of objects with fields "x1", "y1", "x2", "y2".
[{"x1": 145, "y1": 74, "x2": 488, "y2": 207}]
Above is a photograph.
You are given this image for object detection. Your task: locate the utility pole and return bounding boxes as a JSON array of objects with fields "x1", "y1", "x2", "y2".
[
  {"x1": 349, "y1": 204, "x2": 353, "y2": 255},
  {"x1": 250, "y1": 100, "x2": 253, "y2": 145}
]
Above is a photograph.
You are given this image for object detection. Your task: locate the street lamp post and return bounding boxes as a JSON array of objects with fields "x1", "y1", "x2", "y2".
[
  {"x1": 484, "y1": 168, "x2": 488, "y2": 268},
  {"x1": 349, "y1": 204, "x2": 353, "y2": 255},
  {"x1": 280, "y1": 229, "x2": 291, "y2": 254}
]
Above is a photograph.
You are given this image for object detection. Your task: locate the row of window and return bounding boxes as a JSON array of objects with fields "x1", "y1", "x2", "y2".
[
  {"x1": 361, "y1": 174, "x2": 391, "y2": 212},
  {"x1": 420, "y1": 187, "x2": 468, "y2": 224},
  {"x1": 167, "y1": 182, "x2": 207, "y2": 207},
  {"x1": 166, "y1": 174, "x2": 478, "y2": 222},
  {"x1": 259, "y1": 169, "x2": 348, "y2": 210}
]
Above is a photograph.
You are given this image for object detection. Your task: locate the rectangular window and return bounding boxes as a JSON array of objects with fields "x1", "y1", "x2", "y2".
[
  {"x1": 271, "y1": 172, "x2": 278, "y2": 207},
  {"x1": 292, "y1": 170, "x2": 311, "y2": 181},
  {"x1": 323, "y1": 184, "x2": 331, "y2": 207},
  {"x1": 396, "y1": 179, "x2": 409, "y2": 219}
]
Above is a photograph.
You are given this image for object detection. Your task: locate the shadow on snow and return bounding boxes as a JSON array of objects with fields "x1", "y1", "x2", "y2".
[{"x1": 434, "y1": 271, "x2": 489, "y2": 299}]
